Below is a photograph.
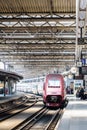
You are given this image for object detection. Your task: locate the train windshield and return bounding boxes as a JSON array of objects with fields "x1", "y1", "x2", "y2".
[{"x1": 48, "y1": 79, "x2": 60, "y2": 87}]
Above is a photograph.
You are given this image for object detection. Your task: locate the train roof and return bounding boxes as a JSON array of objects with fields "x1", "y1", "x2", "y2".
[{"x1": 45, "y1": 73, "x2": 64, "y2": 78}]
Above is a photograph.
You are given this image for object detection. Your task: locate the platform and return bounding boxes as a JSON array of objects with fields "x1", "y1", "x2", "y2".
[
  {"x1": 55, "y1": 96, "x2": 87, "y2": 130},
  {"x1": 0, "y1": 92, "x2": 25, "y2": 104}
]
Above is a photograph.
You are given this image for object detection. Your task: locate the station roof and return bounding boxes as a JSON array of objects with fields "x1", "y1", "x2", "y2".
[
  {"x1": 0, "y1": 0, "x2": 86, "y2": 78},
  {"x1": 0, "y1": 0, "x2": 75, "y2": 13},
  {"x1": 0, "y1": 69, "x2": 23, "y2": 81}
]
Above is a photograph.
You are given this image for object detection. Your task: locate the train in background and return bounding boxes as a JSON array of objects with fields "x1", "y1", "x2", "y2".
[
  {"x1": 17, "y1": 76, "x2": 44, "y2": 95},
  {"x1": 43, "y1": 74, "x2": 68, "y2": 107}
]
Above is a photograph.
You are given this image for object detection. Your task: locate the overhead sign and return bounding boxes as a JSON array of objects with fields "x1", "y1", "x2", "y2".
[
  {"x1": 81, "y1": 58, "x2": 86, "y2": 65},
  {"x1": 76, "y1": 61, "x2": 82, "y2": 67},
  {"x1": 81, "y1": 66, "x2": 87, "y2": 75},
  {"x1": 78, "y1": 38, "x2": 84, "y2": 45},
  {"x1": 86, "y1": 59, "x2": 87, "y2": 64}
]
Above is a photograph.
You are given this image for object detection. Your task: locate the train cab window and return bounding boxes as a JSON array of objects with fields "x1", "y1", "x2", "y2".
[{"x1": 48, "y1": 79, "x2": 60, "y2": 88}]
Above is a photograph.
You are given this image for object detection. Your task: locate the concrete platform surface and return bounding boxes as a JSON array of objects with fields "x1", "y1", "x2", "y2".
[
  {"x1": 55, "y1": 98, "x2": 87, "y2": 130},
  {"x1": 0, "y1": 92, "x2": 25, "y2": 104}
]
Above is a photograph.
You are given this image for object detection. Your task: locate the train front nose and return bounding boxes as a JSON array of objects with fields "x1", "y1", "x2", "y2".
[
  {"x1": 51, "y1": 96, "x2": 57, "y2": 102},
  {"x1": 46, "y1": 95, "x2": 62, "y2": 103}
]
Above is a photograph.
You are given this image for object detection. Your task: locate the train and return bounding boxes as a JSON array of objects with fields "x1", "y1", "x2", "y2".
[
  {"x1": 43, "y1": 74, "x2": 68, "y2": 107},
  {"x1": 16, "y1": 77, "x2": 44, "y2": 95}
]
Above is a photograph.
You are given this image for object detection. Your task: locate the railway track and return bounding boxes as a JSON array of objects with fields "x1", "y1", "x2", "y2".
[
  {"x1": 12, "y1": 107, "x2": 48, "y2": 130},
  {"x1": 0, "y1": 93, "x2": 64, "y2": 130},
  {"x1": 12, "y1": 108, "x2": 63, "y2": 130},
  {"x1": 45, "y1": 109, "x2": 63, "y2": 130},
  {"x1": 0, "y1": 101, "x2": 44, "y2": 130},
  {"x1": 0, "y1": 95, "x2": 37, "y2": 121},
  {"x1": 0, "y1": 96, "x2": 28, "y2": 113}
]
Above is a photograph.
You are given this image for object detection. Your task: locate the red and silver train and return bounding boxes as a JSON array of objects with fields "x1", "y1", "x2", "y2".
[{"x1": 43, "y1": 74, "x2": 67, "y2": 107}]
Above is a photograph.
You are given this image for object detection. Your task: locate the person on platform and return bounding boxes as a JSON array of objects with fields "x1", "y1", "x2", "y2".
[
  {"x1": 79, "y1": 86, "x2": 85, "y2": 100},
  {"x1": 76, "y1": 87, "x2": 81, "y2": 98}
]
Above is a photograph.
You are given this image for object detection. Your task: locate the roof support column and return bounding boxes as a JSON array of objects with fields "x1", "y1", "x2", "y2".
[
  {"x1": 75, "y1": 0, "x2": 79, "y2": 63},
  {"x1": 3, "y1": 77, "x2": 6, "y2": 96}
]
